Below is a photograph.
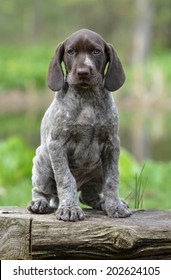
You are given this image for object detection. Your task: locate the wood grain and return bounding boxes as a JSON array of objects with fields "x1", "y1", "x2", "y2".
[
  {"x1": 0, "y1": 207, "x2": 171, "y2": 259},
  {"x1": 0, "y1": 211, "x2": 31, "y2": 259}
]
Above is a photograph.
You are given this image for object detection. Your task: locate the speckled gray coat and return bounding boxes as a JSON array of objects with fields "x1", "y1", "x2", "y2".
[{"x1": 28, "y1": 29, "x2": 131, "y2": 221}]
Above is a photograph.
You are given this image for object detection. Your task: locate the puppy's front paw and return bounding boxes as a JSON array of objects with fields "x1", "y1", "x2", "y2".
[
  {"x1": 56, "y1": 206, "x2": 84, "y2": 221},
  {"x1": 27, "y1": 199, "x2": 51, "y2": 214},
  {"x1": 104, "y1": 200, "x2": 132, "y2": 218}
]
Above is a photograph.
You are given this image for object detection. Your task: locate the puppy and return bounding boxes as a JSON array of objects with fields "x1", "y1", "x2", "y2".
[{"x1": 28, "y1": 29, "x2": 131, "y2": 221}]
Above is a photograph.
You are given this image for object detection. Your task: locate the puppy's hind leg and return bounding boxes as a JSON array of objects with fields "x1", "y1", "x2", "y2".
[{"x1": 28, "y1": 152, "x2": 57, "y2": 214}]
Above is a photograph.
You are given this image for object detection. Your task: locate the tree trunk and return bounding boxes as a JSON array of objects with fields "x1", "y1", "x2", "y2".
[{"x1": 131, "y1": 0, "x2": 153, "y2": 161}]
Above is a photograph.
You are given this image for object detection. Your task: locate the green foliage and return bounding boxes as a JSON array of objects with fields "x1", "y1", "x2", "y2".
[
  {"x1": 0, "y1": 137, "x2": 170, "y2": 209},
  {"x1": 0, "y1": 45, "x2": 52, "y2": 90},
  {"x1": 0, "y1": 0, "x2": 171, "y2": 49},
  {"x1": 0, "y1": 136, "x2": 34, "y2": 205},
  {"x1": 140, "y1": 160, "x2": 171, "y2": 209},
  {"x1": 119, "y1": 149, "x2": 171, "y2": 209}
]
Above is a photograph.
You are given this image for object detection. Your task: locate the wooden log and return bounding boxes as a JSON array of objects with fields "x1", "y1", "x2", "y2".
[
  {"x1": 0, "y1": 208, "x2": 31, "y2": 260},
  {"x1": 0, "y1": 206, "x2": 171, "y2": 259}
]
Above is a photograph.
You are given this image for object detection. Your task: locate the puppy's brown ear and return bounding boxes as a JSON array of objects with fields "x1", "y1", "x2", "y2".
[
  {"x1": 47, "y1": 43, "x2": 64, "y2": 91},
  {"x1": 104, "y1": 44, "x2": 125, "y2": 92}
]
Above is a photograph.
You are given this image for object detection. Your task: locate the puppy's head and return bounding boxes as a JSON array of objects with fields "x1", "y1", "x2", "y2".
[{"x1": 47, "y1": 29, "x2": 125, "y2": 92}]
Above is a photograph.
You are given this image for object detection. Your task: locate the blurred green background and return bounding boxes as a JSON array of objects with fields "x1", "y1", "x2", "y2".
[{"x1": 0, "y1": 0, "x2": 171, "y2": 209}]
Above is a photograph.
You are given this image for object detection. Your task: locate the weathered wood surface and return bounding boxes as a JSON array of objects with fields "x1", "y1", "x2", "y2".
[{"x1": 0, "y1": 206, "x2": 171, "y2": 260}]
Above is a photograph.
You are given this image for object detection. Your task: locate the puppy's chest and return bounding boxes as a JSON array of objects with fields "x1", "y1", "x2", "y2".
[
  {"x1": 67, "y1": 107, "x2": 114, "y2": 169},
  {"x1": 73, "y1": 106, "x2": 114, "y2": 140},
  {"x1": 66, "y1": 106, "x2": 115, "y2": 156}
]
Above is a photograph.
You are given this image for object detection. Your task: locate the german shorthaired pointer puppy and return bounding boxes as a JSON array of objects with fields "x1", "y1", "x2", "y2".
[{"x1": 28, "y1": 29, "x2": 132, "y2": 221}]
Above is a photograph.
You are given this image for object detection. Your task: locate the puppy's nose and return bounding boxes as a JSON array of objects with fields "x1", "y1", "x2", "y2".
[{"x1": 76, "y1": 67, "x2": 90, "y2": 79}]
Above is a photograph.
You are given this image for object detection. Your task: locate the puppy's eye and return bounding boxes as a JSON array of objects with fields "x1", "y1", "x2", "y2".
[
  {"x1": 92, "y1": 48, "x2": 101, "y2": 55},
  {"x1": 67, "y1": 48, "x2": 75, "y2": 55}
]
